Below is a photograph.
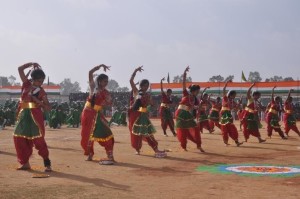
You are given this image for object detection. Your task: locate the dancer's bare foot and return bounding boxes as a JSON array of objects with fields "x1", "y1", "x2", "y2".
[
  {"x1": 135, "y1": 150, "x2": 140, "y2": 155},
  {"x1": 17, "y1": 162, "x2": 31, "y2": 170},
  {"x1": 224, "y1": 142, "x2": 230, "y2": 146},
  {"x1": 180, "y1": 148, "x2": 188, "y2": 152},
  {"x1": 44, "y1": 166, "x2": 52, "y2": 172},
  {"x1": 198, "y1": 146, "x2": 205, "y2": 153},
  {"x1": 259, "y1": 138, "x2": 266, "y2": 143},
  {"x1": 86, "y1": 154, "x2": 93, "y2": 161},
  {"x1": 235, "y1": 140, "x2": 243, "y2": 147}
]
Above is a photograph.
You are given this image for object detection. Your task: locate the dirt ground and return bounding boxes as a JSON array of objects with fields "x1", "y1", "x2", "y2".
[{"x1": 0, "y1": 119, "x2": 300, "y2": 199}]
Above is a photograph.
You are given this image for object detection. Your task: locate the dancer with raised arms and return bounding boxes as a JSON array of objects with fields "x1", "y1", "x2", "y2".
[
  {"x1": 175, "y1": 66, "x2": 204, "y2": 152},
  {"x1": 80, "y1": 64, "x2": 115, "y2": 165},
  {"x1": 129, "y1": 66, "x2": 167, "y2": 158},
  {"x1": 14, "y1": 62, "x2": 52, "y2": 171},
  {"x1": 159, "y1": 77, "x2": 176, "y2": 137},
  {"x1": 219, "y1": 81, "x2": 243, "y2": 146}
]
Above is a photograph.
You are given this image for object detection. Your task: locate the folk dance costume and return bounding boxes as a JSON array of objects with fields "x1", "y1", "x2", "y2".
[
  {"x1": 129, "y1": 92, "x2": 166, "y2": 157},
  {"x1": 242, "y1": 98, "x2": 265, "y2": 142},
  {"x1": 80, "y1": 89, "x2": 115, "y2": 165},
  {"x1": 208, "y1": 100, "x2": 221, "y2": 130},
  {"x1": 108, "y1": 110, "x2": 121, "y2": 126},
  {"x1": 160, "y1": 92, "x2": 176, "y2": 136},
  {"x1": 109, "y1": 110, "x2": 127, "y2": 126},
  {"x1": 265, "y1": 98, "x2": 286, "y2": 139},
  {"x1": 14, "y1": 80, "x2": 51, "y2": 171},
  {"x1": 118, "y1": 111, "x2": 128, "y2": 126},
  {"x1": 219, "y1": 94, "x2": 243, "y2": 146},
  {"x1": 283, "y1": 97, "x2": 300, "y2": 137},
  {"x1": 49, "y1": 107, "x2": 64, "y2": 129},
  {"x1": 198, "y1": 99, "x2": 213, "y2": 133},
  {"x1": 175, "y1": 89, "x2": 203, "y2": 151},
  {"x1": 67, "y1": 108, "x2": 80, "y2": 128}
]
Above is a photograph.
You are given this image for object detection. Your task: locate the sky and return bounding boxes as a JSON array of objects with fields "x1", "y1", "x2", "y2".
[{"x1": 1, "y1": 0, "x2": 300, "y2": 91}]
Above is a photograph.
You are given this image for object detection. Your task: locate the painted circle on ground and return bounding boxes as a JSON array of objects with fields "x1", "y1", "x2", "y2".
[
  {"x1": 196, "y1": 164, "x2": 300, "y2": 177},
  {"x1": 225, "y1": 166, "x2": 300, "y2": 175}
]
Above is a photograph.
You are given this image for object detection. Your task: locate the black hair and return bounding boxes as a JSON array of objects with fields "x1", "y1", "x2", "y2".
[
  {"x1": 189, "y1": 84, "x2": 200, "y2": 93},
  {"x1": 91, "y1": 74, "x2": 109, "y2": 107},
  {"x1": 216, "y1": 97, "x2": 221, "y2": 101},
  {"x1": 31, "y1": 69, "x2": 45, "y2": 80},
  {"x1": 140, "y1": 79, "x2": 149, "y2": 87},
  {"x1": 167, "y1": 89, "x2": 172, "y2": 93},
  {"x1": 228, "y1": 90, "x2": 237, "y2": 97},
  {"x1": 288, "y1": 96, "x2": 293, "y2": 101},
  {"x1": 96, "y1": 74, "x2": 108, "y2": 86},
  {"x1": 275, "y1": 96, "x2": 281, "y2": 101},
  {"x1": 252, "y1": 91, "x2": 261, "y2": 97}
]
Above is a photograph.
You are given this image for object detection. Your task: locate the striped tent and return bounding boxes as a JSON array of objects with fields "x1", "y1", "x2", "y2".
[
  {"x1": 150, "y1": 81, "x2": 300, "y2": 96},
  {"x1": 0, "y1": 85, "x2": 61, "y2": 96}
]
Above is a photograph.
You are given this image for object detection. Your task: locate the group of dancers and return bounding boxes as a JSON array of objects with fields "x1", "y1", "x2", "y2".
[{"x1": 11, "y1": 63, "x2": 300, "y2": 172}]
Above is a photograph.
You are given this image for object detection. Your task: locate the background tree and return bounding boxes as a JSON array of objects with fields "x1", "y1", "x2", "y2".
[
  {"x1": 208, "y1": 75, "x2": 224, "y2": 82},
  {"x1": 266, "y1": 76, "x2": 283, "y2": 82},
  {"x1": 283, "y1": 77, "x2": 294, "y2": 81},
  {"x1": 0, "y1": 76, "x2": 11, "y2": 87},
  {"x1": 224, "y1": 75, "x2": 234, "y2": 82},
  {"x1": 172, "y1": 75, "x2": 192, "y2": 83},
  {"x1": 60, "y1": 78, "x2": 81, "y2": 95},
  {"x1": 8, "y1": 75, "x2": 17, "y2": 85},
  {"x1": 248, "y1": 71, "x2": 262, "y2": 82},
  {"x1": 107, "y1": 79, "x2": 120, "y2": 92}
]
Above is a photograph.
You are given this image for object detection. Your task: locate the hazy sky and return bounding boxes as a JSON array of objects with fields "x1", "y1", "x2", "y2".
[{"x1": 1, "y1": 0, "x2": 300, "y2": 91}]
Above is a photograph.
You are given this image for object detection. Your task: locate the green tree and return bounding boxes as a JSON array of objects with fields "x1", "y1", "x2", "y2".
[
  {"x1": 224, "y1": 75, "x2": 234, "y2": 82},
  {"x1": 60, "y1": 78, "x2": 81, "y2": 95},
  {"x1": 208, "y1": 75, "x2": 224, "y2": 82},
  {"x1": 0, "y1": 76, "x2": 11, "y2": 87},
  {"x1": 173, "y1": 75, "x2": 192, "y2": 83},
  {"x1": 248, "y1": 71, "x2": 262, "y2": 82},
  {"x1": 107, "y1": 79, "x2": 120, "y2": 92},
  {"x1": 8, "y1": 75, "x2": 17, "y2": 85},
  {"x1": 266, "y1": 76, "x2": 283, "y2": 82}
]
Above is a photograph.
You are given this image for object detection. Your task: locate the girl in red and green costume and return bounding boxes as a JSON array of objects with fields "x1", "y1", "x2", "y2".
[
  {"x1": 242, "y1": 83, "x2": 266, "y2": 143},
  {"x1": 175, "y1": 66, "x2": 204, "y2": 152},
  {"x1": 14, "y1": 62, "x2": 52, "y2": 172},
  {"x1": 80, "y1": 65, "x2": 115, "y2": 165},
  {"x1": 129, "y1": 66, "x2": 167, "y2": 158},
  {"x1": 208, "y1": 97, "x2": 221, "y2": 130},
  {"x1": 266, "y1": 86, "x2": 287, "y2": 139},
  {"x1": 283, "y1": 89, "x2": 300, "y2": 137},
  {"x1": 198, "y1": 87, "x2": 214, "y2": 134},
  {"x1": 219, "y1": 81, "x2": 243, "y2": 146},
  {"x1": 159, "y1": 77, "x2": 176, "y2": 137}
]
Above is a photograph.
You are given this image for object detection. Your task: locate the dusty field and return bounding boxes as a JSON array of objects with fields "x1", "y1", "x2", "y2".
[{"x1": 0, "y1": 119, "x2": 300, "y2": 199}]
